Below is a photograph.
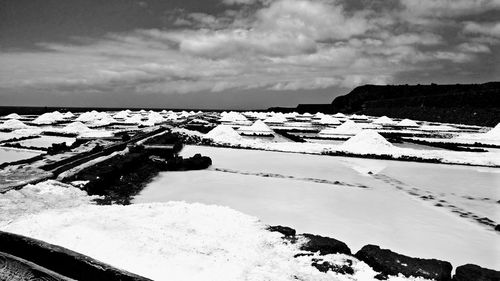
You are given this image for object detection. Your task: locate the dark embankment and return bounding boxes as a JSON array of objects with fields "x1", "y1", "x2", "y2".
[
  {"x1": 0, "y1": 231, "x2": 151, "y2": 281},
  {"x1": 269, "y1": 82, "x2": 500, "y2": 127},
  {"x1": 63, "y1": 132, "x2": 211, "y2": 205}
]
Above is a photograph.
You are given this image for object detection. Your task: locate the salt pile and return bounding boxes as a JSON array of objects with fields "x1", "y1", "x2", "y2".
[
  {"x1": 341, "y1": 130, "x2": 394, "y2": 153},
  {"x1": 333, "y1": 113, "x2": 346, "y2": 118},
  {"x1": 124, "y1": 114, "x2": 143, "y2": 124},
  {"x1": 4, "y1": 113, "x2": 22, "y2": 119},
  {"x1": 63, "y1": 112, "x2": 75, "y2": 118},
  {"x1": 205, "y1": 125, "x2": 242, "y2": 142},
  {"x1": 0, "y1": 119, "x2": 30, "y2": 130},
  {"x1": 319, "y1": 120, "x2": 362, "y2": 135},
  {"x1": 33, "y1": 112, "x2": 65, "y2": 125},
  {"x1": 239, "y1": 120, "x2": 274, "y2": 135},
  {"x1": 91, "y1": 115, "x2": 117, "y2": 127},
  {"x1": 219, "y1": 112, "x2": 248, "y2": 123},
  {"x1": 484, "y1": 123, "x2": 500, "y2": 140},
  {"x1": 314, "y1": 115, "x2": 341, "y2": 125},
  {"x1": 61, "y1": 122, "x2": 93, "y2": 134},
  {"x1": 165, "y1": 113, "x2": 179, "y2": 121},
  {"x1": 114, "y1": 110, "x2": 130, "y2": 119},
  {"x1": 146, "y1": 111, "x2": 165, "y2": 124},
  {"x1": 372, "y1": 116, "x2": 395, "y2": 125},
  {"x1": 76, "y1": 111, "x2": 108, "y2": 123},
  {"x1": 350, "y1": 114, "x2": 368, "y2": 120},
  {"x1": 397, "y1": 119, "x2": 419, "y2": 127}
]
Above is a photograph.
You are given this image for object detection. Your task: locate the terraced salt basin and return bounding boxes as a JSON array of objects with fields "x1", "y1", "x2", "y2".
[
  {"x1": 0, "y1": 147, "x2": 42, "y2": 165},
  {"x1": 134, "y1": 145, "x2": 500, "y2": 270}
]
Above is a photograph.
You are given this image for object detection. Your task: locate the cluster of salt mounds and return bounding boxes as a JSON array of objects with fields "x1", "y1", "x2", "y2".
[
  {"x1": 341, "y1": 130, "x2": 394, "y2": 154},
  {"x1": 219, "y1": 112, "x2": 248, "y2": 123},
  {"x1": 76, "y1": 111, "x2": 111, "y2": 123},
  {"x1": 33, "y1": 111, "x2": 65, "y2": 125},
  {"x1": 350, "y1": 114, "x2": 368, "y2": 120},
  {"x1": 90, "y1": 115, "x2": 118, "y2": 127},
  {"x1": 205, "y1": 125, "x2": 242, "y2": 143},
  {"x1": 59, "y1": 122, "x2": 93, "y2": 134},
  {"x1": 239, "y1": 120, "x2": 274, "y2": 135},
  {"x1": 397, "y1": 119, "x2": 419, "y2": 127},
  {"x1": 124, "y1": 114, "x2": 143, "y2": 124},
  {"x1": 143, "y1": 111, "x2": 165, "y2": 126},
  {"x1": 0, "y1": 119, "x2": 30, "y2": 130},
  {"x1": 319, "y1": 120, "x2": 362, "y2": 135},
  {"x1": 4, "y1": 113, "x2": 22, "y2": 119},
  {"x1": 372, "y1": 116, "x2": 395, "y2": 125},
  {"x1": 114, "y1": 110, "x2": 131, "y2": 119}
]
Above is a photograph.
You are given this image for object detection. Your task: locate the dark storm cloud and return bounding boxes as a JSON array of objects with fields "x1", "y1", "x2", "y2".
[{"x1": 0, "y1": 0, "x2": 499, "y2": 108}]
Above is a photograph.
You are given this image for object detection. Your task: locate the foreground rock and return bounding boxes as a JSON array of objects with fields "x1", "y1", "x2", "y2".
[
  {"x1": 300, "y1": 233, "x2": 352, "y2": 255},
  {"x1": 355, "y1": 245, "x2": 452, "y2": 281},
  {"x1": 453, "y1": 264, "x2": 500, "y2": 281},
  {"x1": 267, "y1": 225, "x2": 296, "y2": 237}
]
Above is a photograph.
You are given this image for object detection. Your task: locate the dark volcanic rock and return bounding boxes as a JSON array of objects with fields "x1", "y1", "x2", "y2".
[
  {"x1": 355, "y1": 245, "x2": 452, "y2": 281},
  {"x1": 311, "y1": 259, "x2": 354, "y2": 274},
  {"x1": 299, "y1": 234, "x2": 351, "y2": 255},
  {"x1": 267, "y1": 225, "x2": 296, "y2": 237},
  {"x1": 453, "y1": 264, "x2": 500, "y2": 281}
]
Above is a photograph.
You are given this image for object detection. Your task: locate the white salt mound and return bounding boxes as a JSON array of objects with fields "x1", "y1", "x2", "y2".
[
  {"x1": 76, "y1": 111, "x2": 107, "y2": 122},
  {"x1": 91, "y1": 115, "x2": 117, "y2": 127},
  {"x1": 33, "y1": 112, "x2": 65, "y2": 124},
  {"x1": 62, "y1": 122, "x2": 92, "y2": 134},
  {"x1": 63, "y1": 112, "x2": 75, "y2": 118},
  {"x1": 342, "y1": 130, "x2": 394, "y2": 153},
  {"x1": 114, "y1": 110, "x2": 130, "y2": 119},
  {"x1": 205, "y1": 125, "x2": 242, "y2": 142},
  {"x1": 484, "y1": 123, "x2": 500, "y2": 139},
  {"x1": 333, "y1": 113, "x2": 346, "y2": 118},
  {"x1": 315, "y1": 115, "x2": 341, "y2": 125},
  {"x1": 0, "y1": 119, "x2": 29, "y2": 130},
  {"x1": 146, "y1": 112, "x2": 165, "y2": 124},
  {"x1": 124, "y1": 114, "x2": 143, "y2": 124},
  {"x1": 319, "y1": 120, "x2": 362, "y2": 135},
  {"x1": 219, "y1": 112, "x2": 248, "y2": 123},
  {"x1": 4, "y1": 113, "x2": 22, "y2": 119},
  {"x1": 350, "y1": 114, "x2": 368, "y2": 120},
  {"x1": 373, "y1": 116, "x2": 394, "y2": 125},
  {"x1": 239, "y1": 120, "x2": 273, "y2": 134},
  {"x1": 397, "y1": 119, "x2": 419, "y2": 127}
]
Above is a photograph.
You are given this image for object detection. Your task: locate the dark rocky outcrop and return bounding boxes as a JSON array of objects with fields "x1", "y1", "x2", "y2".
[
  {"x1": 355, "y1": 245, "x2": 452, "y2": 281},
  {"x1": 453, "y1": 264, "x2": 500, "y2": 281},
  {"x1": 269, "y1": 82, "x2": 500, "y2": 126},
  {"x1": 300, "y1": 234, "x2": 351, "y2": 255},
  {"x1": 311, "y1": 258, "x2": 354, "y2": 274},
  {"x1": 267, "y1": 225, "x2": 296, "y2": 237}
]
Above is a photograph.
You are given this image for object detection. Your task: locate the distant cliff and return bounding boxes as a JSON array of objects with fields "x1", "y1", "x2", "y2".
[{"x1": 269, "y1": 82, "x2": 500, "y2": 127}]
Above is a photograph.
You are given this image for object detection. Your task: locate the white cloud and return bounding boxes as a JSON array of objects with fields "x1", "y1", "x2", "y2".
[
  {"x1": 464, "y1": 21, "x2": 500, "y2": 39},
  {"x1": 400, "y1": 0, "x2": 500, "y2": 17},
  {"x1": 0, "y1": 0, "x2": 497, "y2": 96}
]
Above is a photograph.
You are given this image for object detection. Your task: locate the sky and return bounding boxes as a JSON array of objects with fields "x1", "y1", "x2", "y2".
[{"x1": 0, "y1": 0, "x2": 499, "y2": 109}]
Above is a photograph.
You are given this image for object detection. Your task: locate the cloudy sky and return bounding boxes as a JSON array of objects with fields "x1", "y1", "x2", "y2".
[{"x1": 0, "y1": 0, "x2": 499, "y2": 109}]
